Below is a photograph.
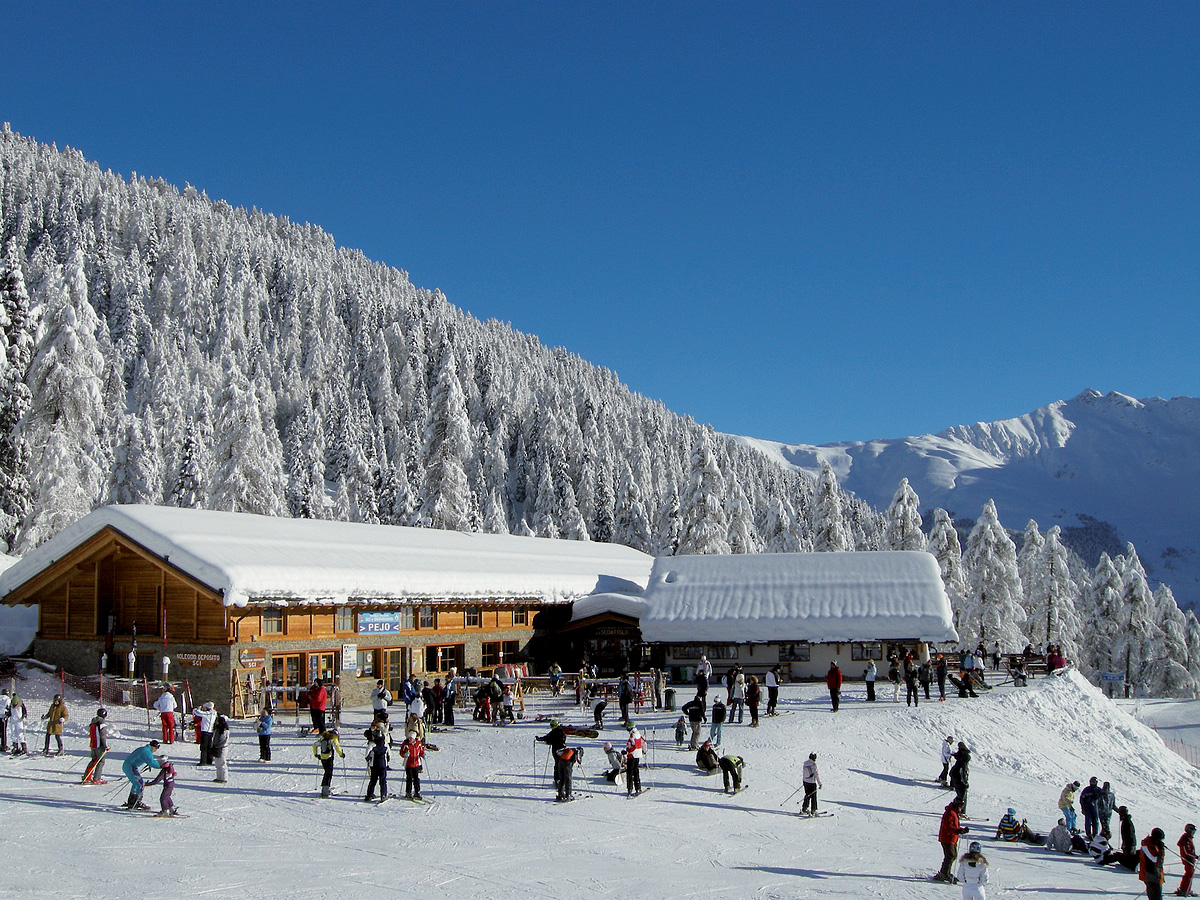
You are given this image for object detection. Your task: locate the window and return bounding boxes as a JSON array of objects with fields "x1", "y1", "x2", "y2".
[
  {"x1": 418, "y1": 605, "x2": 435, "y2": 630},
  {"x1": 397, "y1": 607, "x2": 414, "y2": 630},
  {"x1": 335, "y1": 607, "x2": 355, "y2": 633},
  {"x1": 512, "y1": 608, "x2": 527, "y2": 626},
  {"x1": 672, "y1": 644, "x2": 738, "y2": 660},
  {"x1": 852, "y1": 642, "x2": 883, "y2": 661},
  {"x1": 482, "y1": 640, "x2": 520, "y2": 669},
  {"x1": 356, "y1": 649, "x2": 376, "y2": 677},
  {"x1": 465, "y1": 606, "x2": 481, "y2": 628},
  {"x1": 262, "y1": 609, "x2": 283, "y2": 635},
  {"x1": 425, "y1": 644, "x2": 465, "y2": 673},
  {"x1": 780, "y1": 642, "x2": 810, "y2": 662}
]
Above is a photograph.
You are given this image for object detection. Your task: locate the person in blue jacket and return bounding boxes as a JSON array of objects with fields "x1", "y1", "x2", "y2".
[{"x1": 121, "y1": 740, "x2": 162, "y2": 810}]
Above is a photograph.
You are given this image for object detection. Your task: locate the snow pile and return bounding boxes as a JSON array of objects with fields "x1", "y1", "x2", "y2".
[{"x1": 4, "y1": 662, "x2": 1200, "y2": 899}]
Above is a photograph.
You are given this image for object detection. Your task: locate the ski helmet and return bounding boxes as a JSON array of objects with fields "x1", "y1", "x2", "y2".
[
  {"x1": 1152, "y1": 828, "x2": 1165, "y2": 841},
  {"x1": 968, "y1": 841, "x2": 981, "y2": 855},
  {"x1": 809, "y1": 752, "x2": 817, "y2": 760},
  {"x1": 1188, "y1": 824, "x2": 1197, "y2": 835},
  {"x1": 157, "y1": 754, "x2": 169, "y2": 763},
  {"x1": 97, "y1": 708, "x2": 108, "y2": 717},
  {"x1": 549, "y1": 719, "x2": 559, "y2": 728},
  {"x1": 149, "y1": 740, "x2": 160, "y2": 748},
  {"x1": 625, "y1": 721, "x2": 636, "y2": 731}
]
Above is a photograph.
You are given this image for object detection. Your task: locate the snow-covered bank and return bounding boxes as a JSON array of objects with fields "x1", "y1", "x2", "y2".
[{"x1": 2, "y1": 665, "x2": 1198, "y2": 899}]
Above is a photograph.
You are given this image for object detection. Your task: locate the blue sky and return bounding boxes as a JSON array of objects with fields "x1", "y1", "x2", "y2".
[{"x1": 4, "y1": 3, "x2": 1197, "y2": 444}]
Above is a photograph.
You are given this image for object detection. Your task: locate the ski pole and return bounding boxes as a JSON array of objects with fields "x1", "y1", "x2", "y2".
[{"x1": 780, "y1": 784, "x2": 803, "y2": 807}]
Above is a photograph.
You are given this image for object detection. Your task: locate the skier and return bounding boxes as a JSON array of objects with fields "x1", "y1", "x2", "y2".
[
  {"x1": 312, "y1": 727, "x2": 344, "y2": 798},
  {"x1": 548, "y1": 662, "x2": 562, "y2": 697},
  {"x1": 593, "y1": 697, "x2": 608, "y2": 729},
  {"x1": 747, "y1": 675, "x2": 761, "y2": 726},
  {"x1": 919, "y1": 659, "x2": 933, "y2": 701},
  {"x1": 41, "y1": 694, "x2": 68, "y2": 755},
  {"x1": 696, "y1": 740, "x2": 720, "y2": 774},
  {"x1": 729, "y1": 669, "x2": 746, "y2": 723},
  {"x1": 1046, "y1": 818, "x2": 1073, "y2": 854},
  {"x1": 674, "y1": 715, "x2": 686, "y2": 747},
  {"x1": 765, "y1": 664, "x2": 780, "y2": 716},
  {"x1": 864, "y1": 659, "x2": 877, "y2": 702},
  {"x1": 938, "y1": 735, "x2": 955, "y2": 784},
  {"x1": 7, "y1": 692, "x2": 28, "y2": 755},
  {"x1": 210, "y1": 714, "x2": 230, "y2": 783},
  {"x1": 192, "y1": 701, "x2": 217, "y2": 766},
  {"x1": 826, "y1": 662, "x2": 842, "y2": 712},
  {"x1": 256, "y1": 708, "x2": 273, "y2": 761},
  {"x1": 949, "y1": 742, "x2": 971, "y2": 816},
  {"x1": 536, "y1": 719, "x2": 573, "y2": 802},
  {"x1": 624, "y1": 722, "x2": 646, "y2": 796},
  {"x1": 888, "y1": 658, "x2": 902, "y2": 702},
  {"x1": 957, "y1": 841, "x2": 990, "y2": 900},
  {"x1": 1058, "y1": 780, "x2": 1081, "y2": 832},
  {"x1": 145, "y1": 754, "x2": 180, "y2": 816},
  {"x1": 431, "y1": 679, "x2": 444, "y2": 724},
  {"x1": 710, "y1": 697, "x2": 727, "y2": 746},
  {"x1": 936, "y1": 654, "x2": 949, "y2": 701},
  {"x1": 719, "y1": 754, "x2": 745, "y2": 793},
  {"x1": 83, "y1": 708, "x2": 110, "y2": 783},
  {"x1": 1098, "y1": 781, "x2": 1117, "y2": 838},
  {"x1": 696, "y1": 655, "x2": 712, "y2": 704},
  {"x1": 364, "y1": 732, "x2": 389, "y2": 802},
  {"x1": 0, "y1": 688, "x2": 9, "y2": 752},
  {"x1": 1141, "y1": 827, "x2": 1167, "y2": 900},
  {"x1": 1177, "y1": 823, "x2": 1197, "y2": 897},
  {"x1": 618, "y1": 673, "x2": 633, "y2": 724},
  {"x1": 1118, "y1": 806, "x2": 1141, "y2": 871},
  {"x1": 308, "y1": 679, "x2": 328, "y2": 734},
  {"x1": 120, "y1": 739, "x2": 162, "y2": 810},
  {"x1": 904, "y1": 662, "x2": 920, "y2": 707},
  {"x1": 443, "y1": 668, "x2": 457, "y2": 726},
  {"x1": 602, "y1": 741, "x2": 627, "y2": 783},
  {"x1": 153, "y1": 686, "x2": 178, "y2": 743},
  {"x1": 935, "y1": 797, "x2": 969, "y2": 883},
  {"x1": 800, "y1": 751, "x2": 822, "y2": 816},
  {"x1": 499, "y1": 684, "x2": 515, "y2": 724},
  {"x1": 1080, "y1": 776, "x2": 1102, "y2": 840},
  {"x1": 682, "y1": 695, "x2": 705, "y2": 750},
  {"x1": 371, "y1": 679, "x2": 391, "y2": 716}
]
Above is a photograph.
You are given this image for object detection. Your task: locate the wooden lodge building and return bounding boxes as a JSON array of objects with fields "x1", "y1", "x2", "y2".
[{"x1": 0, "y1": 505, "x2": 655, "y2": 711}]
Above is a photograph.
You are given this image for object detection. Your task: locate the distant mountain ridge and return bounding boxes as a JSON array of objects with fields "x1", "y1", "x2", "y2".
[{"x1": 735, "y1": 389, "x2": 1200, "y2": 608}]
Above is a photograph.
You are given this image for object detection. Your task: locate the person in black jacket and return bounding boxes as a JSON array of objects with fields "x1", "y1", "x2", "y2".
[
  {"x1": 949, "y1": 742, "x2": 971, "y2": 816},
  {"x1": 681, "y1": 696, "x2": 705, "y2": 750},
  {"x1": 1079, "y1": 776, "x2": 1102, "y2": 840},
  {"x1": 536, "y1": 720, "x2": 572, "y2": 801},
  {"x1": 1114, "y1": 805, "x2": 1140, "y2": 871},
  {"x1": 696, "y1": 740, "x2": 719, "y2": 773}
]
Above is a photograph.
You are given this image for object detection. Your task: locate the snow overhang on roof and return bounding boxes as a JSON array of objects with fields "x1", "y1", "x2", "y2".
[
  {"x1": 568, "y1": 590, "x2": 647, "y2": 624},
  {"x1": 0, "y1": 505, "x2": 656, "y2": 609},
  {"x1": 639, "y1": 550, "x2": 958, "y2": 645}
]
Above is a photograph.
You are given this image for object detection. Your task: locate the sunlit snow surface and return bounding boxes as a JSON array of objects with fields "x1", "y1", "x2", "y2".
[{"x1": 3, "y1": 665, "x2": 1199, "y2": 899}]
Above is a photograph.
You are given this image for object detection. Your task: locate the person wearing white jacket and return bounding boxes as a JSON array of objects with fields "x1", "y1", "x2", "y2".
[
  {"x1": 193, "y1": 702, "x2": 218, "y2": 766},
  {"x1": 800, "y1": 752, "x2": 822, "y2": 816},
  {"x1": 153, "y1": 688, "x2": 178, "y2": 744},
  {"x1": 956, "y1": 842, "x2": 990, "y2": 899},
  {"x1": 938, "y1": 735, "x2": 955, "y2": 783}
]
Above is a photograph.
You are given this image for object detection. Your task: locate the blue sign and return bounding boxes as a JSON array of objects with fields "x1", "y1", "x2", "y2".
[
  {"x1": 359, "y1": 612, "x2": 401, "y2": 635},
  {"x1": 1100, "y1": 672, "x2": 1124, "y2": 684}
]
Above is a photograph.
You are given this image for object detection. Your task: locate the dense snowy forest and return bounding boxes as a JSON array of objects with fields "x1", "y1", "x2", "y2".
[{"x1": 0, "y1": 129, "x2": 1194, "y2": 696}]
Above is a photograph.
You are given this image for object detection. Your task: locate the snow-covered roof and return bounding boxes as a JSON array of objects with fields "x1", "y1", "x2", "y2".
[
  {"x1": 639, "y1": 551, "x2": 958, "y2": 644},
  {"x1": 569, "y1": 590, "x2": 647, "y2": 624},
  {"x1": 0, "y1": 505, "x2": 656, "y2": 609}
]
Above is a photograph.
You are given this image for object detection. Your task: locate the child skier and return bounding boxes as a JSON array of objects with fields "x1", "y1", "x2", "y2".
[
  {"x1": 957, "y1": 841, "x2": 990, "y2": 899},
  {"x1": 146, "y1": 755, "x2": 181, "y2": 816},
  {"x1": 83, "y1": 708, "x2": 109, "y2": 783},
  {"x1": 674, "y1": 716, "x2": 686, "y2": 748},
  {"x1": 312, "y1": 727, "x2": 344, "y2": 798},
  {"x1": 398, "y1": 729, "x2": 433, "y2": 800},
  {"x1": 364, "y1": 732, "x2": 389, "y2": 802},
  {"x1": 256, "y1": 709, "x2": 273, "y2": 761}
]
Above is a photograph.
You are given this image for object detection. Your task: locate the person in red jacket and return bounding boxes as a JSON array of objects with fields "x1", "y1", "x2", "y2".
[
  {"x1": 398, "y1": 729, "x2": 436, "y2": 800},
  {"x1": 1177, "y1": 824, "x2": 1196, "y2": 898},
  {"x1": 935, "y1": 797, "x2": 969, "y2": 883},
  {"x1": 826, "y1": 662, "x2": 843, "y2": 712},
  {"x1": 308, "y1": 679, "x2": 328, "y2": 735},
  {"x1": 1141, "y1": 827, "x2": 1167, "y2": 900}
]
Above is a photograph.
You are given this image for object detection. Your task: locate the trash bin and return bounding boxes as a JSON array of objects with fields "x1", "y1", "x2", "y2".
[{"x1": 665, "y1": 688, "x2": 676, "y2": 711}]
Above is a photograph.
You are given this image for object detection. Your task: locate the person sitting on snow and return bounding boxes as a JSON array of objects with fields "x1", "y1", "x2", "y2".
[
  {"x1": 696, "y1": 740, "x2": 720, "y2": 774},
  {"x1": 602, "y1": 741, "x2": 627, "y2": 783},
  {"x1": 1046, "y1": 818, "x2": 1074, "y2": 854}
]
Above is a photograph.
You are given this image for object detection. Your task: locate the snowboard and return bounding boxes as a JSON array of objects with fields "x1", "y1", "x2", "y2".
[{"x1": 562, "y1": 725, "x2": 599, "y2": 739}]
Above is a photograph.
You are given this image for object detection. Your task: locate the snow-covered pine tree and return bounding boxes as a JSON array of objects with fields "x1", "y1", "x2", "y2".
[
  {"x1": 17, "y1": 250, "x2": 106, "y2": 548},
  {"x1": 1084, "y1": 553, "x2": 1124, "y2": 681},
  {"x1": 1145, "y1": 584, "x2": 1196, "y2": 697},
  {"x1": 1111, "y1": 545, "x2": 1158, "y2": 696},
  {"x1": 1016, "y1": 520, "x2": 1045, "y2": 612},
  {"x1": 812, "y1": 461, "x2": 851, "y2": 552},
  {"x1": 1025, "y1": 526, "x2": 1083, "y2": 665},
  {"x1": 926, "y1": 508, "x2": 968, "y2": 614},
  {"x1": 420, "y1": 338, "x2": 476, "y2": 531},
  {"x1": 613, "y1": 463, "x2": 652, "y2": 552},
  {"x1": 882, "y1": 477, "x2": 924, "y2": 551},
  {"x1": 677, "y1": 431, "x2": 730, "y2": 555},
  {"x1": 761, "y1": 497, "x2": 802, "y2": 553},
  {"x1": 0, "y1": 240, "x2": 34, "y2": 548},
  {"x1": 652, "y1": 483, "x2": 682, "y2": 555},
  {"x1": 209, "y1": 355, "x2": 285, "y2": 516},
  {"x1": 726, "y1": 475, "x2": 759, "y2": 554},
  {"x1": 960, "y1": 500, "x2": 1026, "y2": 650}
]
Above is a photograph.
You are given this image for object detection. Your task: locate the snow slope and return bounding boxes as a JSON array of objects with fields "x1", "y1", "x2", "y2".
[
  {"x1": 737, "y1": 390, "x2": 1200, "y2": 608},
  {"x1": 3, "y1": 664, "x2": 1199, "y2": 899}
]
